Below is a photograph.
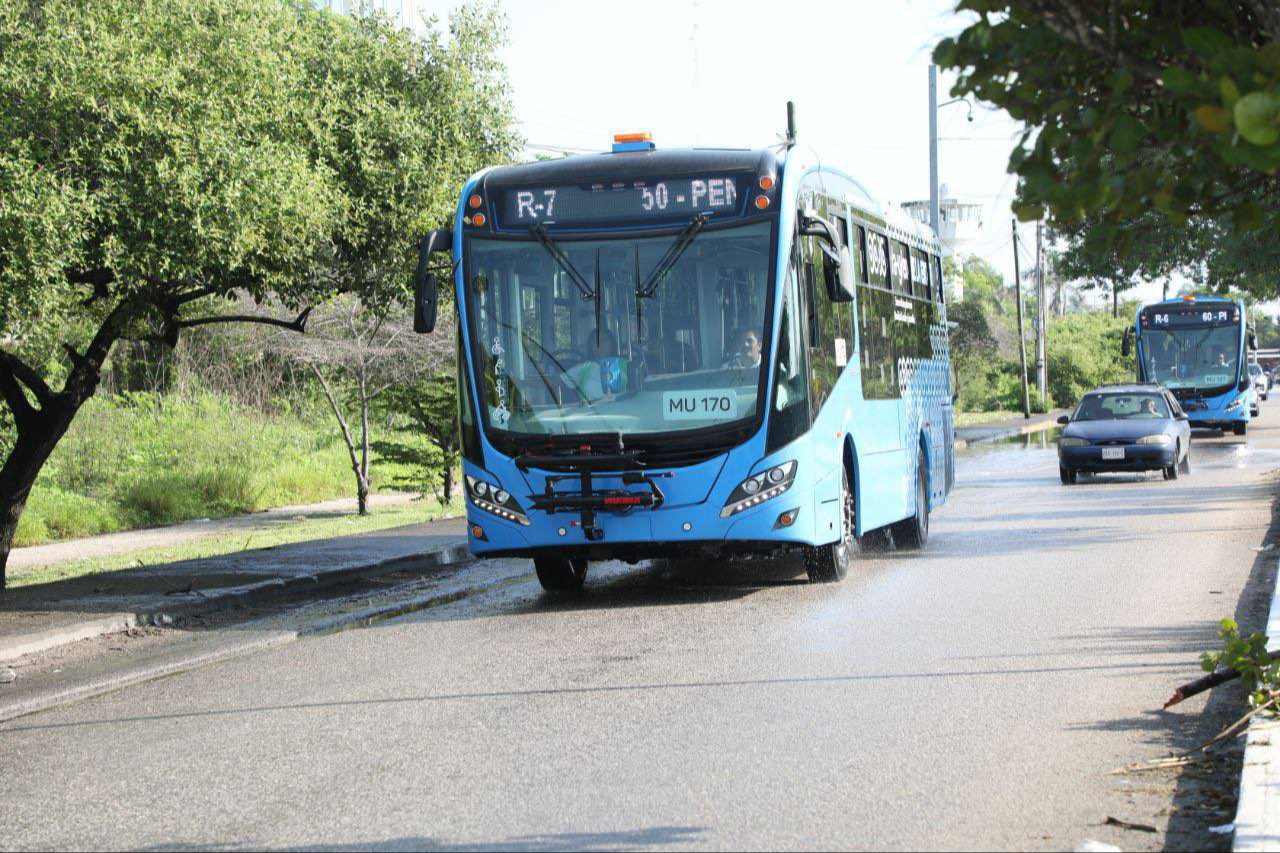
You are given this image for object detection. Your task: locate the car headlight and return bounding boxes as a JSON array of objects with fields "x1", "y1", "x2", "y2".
[
  {"x1": 721, "y1": 461, "x2": 796, "y2": 518},
  {"x1": 1136, "y1": 434, "x2": 1173, "y2": 445},
  {"x1": 1059, "y1": 437, "x2": 1089, "y2": 447},
  {"x1": 465, "y1": 474, "x2": 530, "y2": 525}
]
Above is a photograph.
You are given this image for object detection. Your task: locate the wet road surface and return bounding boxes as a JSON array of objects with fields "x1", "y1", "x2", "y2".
[{"x1": 4, "y1": 413, "x2": 1280, "y2": 851}]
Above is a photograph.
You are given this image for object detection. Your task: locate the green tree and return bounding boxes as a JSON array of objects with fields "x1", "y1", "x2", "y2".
[
  {"x1": 373, "y1": 371, "x2": 461, "y2": 504},
  {"x1": 287, "y1": 5, "x2": 516, "y2": 514},
  {"x1": 935, "y1": 2, "x2": 1280, "y2": 292},
  {"x1": 0, "y1": 0, "x2": 519, "y2": 586},
  {"x1": 0, "y1": 0, "x2": 338, "y2": 588}
]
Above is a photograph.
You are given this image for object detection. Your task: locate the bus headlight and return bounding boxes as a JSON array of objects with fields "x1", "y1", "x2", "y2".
[
  {"x1": 465, "y1": 475, "x2": 530, "y2": 526},
  {"x1": 721, "y1": 461, "x2": 796, "y2": 518},
  {"x1": 1226, "y1": 397, "x2": 1245, "y2": 412},
  {"x1": 1059, "y1": 437, "x2": 1089, "y2": 447},
  {"x1": 1136, "y1": 434, "x2": 1173, "y2": 445}
]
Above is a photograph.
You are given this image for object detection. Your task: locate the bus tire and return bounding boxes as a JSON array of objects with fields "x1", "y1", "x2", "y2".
[
  {"x1": 1235, "y1": 422, "x2": 1248, "y2": 436},
  {"x1": 534, "y1": 556, "x2": 588, "y2": 592},
  {"x1": 890, "y1": 452, "x2": 930, "y2": 549},
  {"x1": 804, "y1": 466, "x2": 853, "y2": 583}
]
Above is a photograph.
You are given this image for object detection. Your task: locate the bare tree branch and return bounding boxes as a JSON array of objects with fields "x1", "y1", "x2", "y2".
[{"x1": 178, "y1": 306, "x2": 313, "y2": 334}]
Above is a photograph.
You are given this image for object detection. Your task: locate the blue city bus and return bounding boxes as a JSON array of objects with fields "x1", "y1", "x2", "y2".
[
  {"x1": 413, "y1": 133, "x2": 955, "y2": 589},
  {"x1": 1128, "y1": 296, "x2": 1256, "y2": 435}
]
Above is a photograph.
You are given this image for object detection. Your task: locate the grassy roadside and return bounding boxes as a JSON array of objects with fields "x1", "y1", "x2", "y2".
[
  {"x1": 955, "y1": 410, "x2": 1026, "y2": 428},
  {"x1": 9, "y1": 497, "x2": 464, "y2": 589},
  {"x1": 15, "y1": 392, "x2": 429, "y2": 548}
]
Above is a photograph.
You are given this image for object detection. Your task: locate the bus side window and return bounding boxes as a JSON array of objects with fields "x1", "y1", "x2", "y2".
[
  {"x1": 932, "y1": 254, "x2": 944, "y2": 303},
  {"x1": 858, "y1": 282, "x2": 897, "y2": 400},
  {"x1": 890, "y1": 240, "x2": 911, "y2": 296},
  {"x1": 766, "y1": 266, "x2": 813, "y2": 453},
  {"x1": 855, "y1": 226, "x2": 870, "y2": 284}
]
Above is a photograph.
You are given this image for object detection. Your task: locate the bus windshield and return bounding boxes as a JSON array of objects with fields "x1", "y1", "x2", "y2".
[
  {"x1": 1141, "y1": 324, "x2": 1241, "y2": 393},
  {"x1": 465, "y1": 219, "x2": 774, "y2": 438}
]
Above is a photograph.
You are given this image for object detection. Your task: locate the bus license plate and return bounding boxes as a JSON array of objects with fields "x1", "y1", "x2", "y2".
[{"x1": 1101, "y1": 447, "x2": 1124, "y2": 460}]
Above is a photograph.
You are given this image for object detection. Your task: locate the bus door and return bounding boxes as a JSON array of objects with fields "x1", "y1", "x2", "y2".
[{"x1": 797, "y1": 202, "x2": 855, "y2": 540}]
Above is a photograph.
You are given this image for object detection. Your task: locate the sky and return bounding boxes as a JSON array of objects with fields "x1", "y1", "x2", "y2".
[{"x1": 402, "y1": 0, "x2": 1169, "y2": 309}]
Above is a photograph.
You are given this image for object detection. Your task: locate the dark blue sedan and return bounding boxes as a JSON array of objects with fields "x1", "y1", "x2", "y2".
[{"x1": 1057, "y1": 384, "x2": 1192, "y2": 485}]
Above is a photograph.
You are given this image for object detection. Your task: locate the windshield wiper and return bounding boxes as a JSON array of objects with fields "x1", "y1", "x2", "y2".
[
  {"x1": 530, "y1": 225, "x2": 595, "y2": 300},
  {"x1": 637, "y1": 213, "x2": 710, "y2": 298}
]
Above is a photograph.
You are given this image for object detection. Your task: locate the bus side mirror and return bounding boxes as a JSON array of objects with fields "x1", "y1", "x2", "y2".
[
  {"x1": 1250, "y1": 328, "x2": 1259, "y2": 350},
  {"x1": 800, "y1": 209, "x2": 854, "y2": 303},
  {"x1": 414, "y1": 228, "x2": 452, "y2": 334},
  {"x1": 818, "y1": 242, "x2": 855, "y2": 303},
  {"x1": 1121, "y1": 328, "x2": 1132, "y2": 358}
]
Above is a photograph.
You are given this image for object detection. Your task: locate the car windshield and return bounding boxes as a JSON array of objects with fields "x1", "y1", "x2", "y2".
[
  {"x1": 1250, "y1": 364, "x2": 1263, "y2": 376},
  {"x1": 465, "y1": 219, "x2": 774, "y2": 437},
  {"x1": 1073, "y1": 392, "x2": 1170, "y2": 421},
  {"x1": 1141, "y1": 324, "x2": 1241, "y2": 393}
]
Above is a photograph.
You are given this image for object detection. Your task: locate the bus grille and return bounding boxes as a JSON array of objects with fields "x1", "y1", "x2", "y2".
[{"x1": 637, "y1": 441, "x2": 734, "y2": 468}]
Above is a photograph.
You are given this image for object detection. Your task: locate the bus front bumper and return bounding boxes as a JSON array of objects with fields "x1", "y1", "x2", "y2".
[{"x1": 464, "y1": 490, "x2": 819, "y2": 561}]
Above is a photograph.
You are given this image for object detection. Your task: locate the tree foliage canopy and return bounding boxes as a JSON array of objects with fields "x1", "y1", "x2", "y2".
[
  {"x1": 0, "y1": 0, "x2": 519, "y2": 582},
  {"x1": 935, "y1": 2, "x2": 1280, "y2": 271}
]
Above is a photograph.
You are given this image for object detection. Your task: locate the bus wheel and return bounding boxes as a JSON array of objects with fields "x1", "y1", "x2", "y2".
[
  {"x1": 891, "y1": 453, "x2": 930, "y2": 549},
  {"x1": 1235, "y1": 422, "x2": 1248, "y2": 436},
  {"x1": 534, "y1": 556, "x2": 588, "y2": 592},
  {"x1": 804, "y1": 466, "x2": 853, "y2": 583}
]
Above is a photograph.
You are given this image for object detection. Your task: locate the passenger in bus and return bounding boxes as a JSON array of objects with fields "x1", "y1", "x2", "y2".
[
  {"x1": 562, "y1": 330, "x2": 630, "y2": 403},
  {"x1": 721, "y1": 329, "x2": 762, "y2": 370}
]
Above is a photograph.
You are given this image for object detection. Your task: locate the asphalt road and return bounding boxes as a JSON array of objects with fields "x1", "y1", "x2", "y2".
[{"x1": 4, "y1": 411, "x2": 1280, "y2": 851}]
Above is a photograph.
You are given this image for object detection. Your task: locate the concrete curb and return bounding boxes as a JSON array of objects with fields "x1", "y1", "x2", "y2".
[
  {"x1": 953, "y1": 412, "x2": 1065, "y2": 449},
  {"x1": 0, "y1": 540, "x2": 472, "y2": 664},
  {"x1": 0, "y1": 561, "x2": 523, "y2": 724},
  {"x1": 1232, "y1": 555, "x2": 1280, "y2": 852}
]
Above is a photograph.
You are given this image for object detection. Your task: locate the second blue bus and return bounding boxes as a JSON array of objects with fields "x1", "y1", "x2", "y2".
[{"x1": 1130, "y1": 296, "x2": 1254, "y2": 434}]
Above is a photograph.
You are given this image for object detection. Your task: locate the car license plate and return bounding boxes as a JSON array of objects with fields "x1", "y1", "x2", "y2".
[{"x1": 1101, "y1": 447, "x2": 1125, "y2": 460}]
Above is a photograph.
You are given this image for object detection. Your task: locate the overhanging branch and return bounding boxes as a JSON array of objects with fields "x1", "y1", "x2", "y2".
[{"x1": 176, "y1": 306, "x2": 313, "y2": 335}]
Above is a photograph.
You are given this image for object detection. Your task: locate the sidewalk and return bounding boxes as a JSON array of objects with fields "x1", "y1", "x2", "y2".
[
  {"x1": 953, "y1": 410, "x2": 1066, "y2": 448},
  {"x1": 7, "y1": 493, "x2": 419, "y2": 572},
  {"x1": 0, "y1": 515, "x2": 470, "y2": 662}
]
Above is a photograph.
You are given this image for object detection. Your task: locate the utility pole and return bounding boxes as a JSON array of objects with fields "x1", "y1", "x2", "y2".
[
  {"x1": 1012, "y1": 219, "x2": 1031, "y2": 419},
  {"x1": 1036, "y1": 220, "x2": 1047, "y2": 406},
  {"x1": 928, "y1": 65, "x2": 939, "y2": 234}
]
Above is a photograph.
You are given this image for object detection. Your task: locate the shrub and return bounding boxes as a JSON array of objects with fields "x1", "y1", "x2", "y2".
[{"x1": 14, "y1": 488, "x2": 123, "y2": 546}]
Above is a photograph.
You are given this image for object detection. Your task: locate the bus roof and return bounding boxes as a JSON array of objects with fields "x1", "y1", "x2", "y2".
[{"x1": 482, "y1": 147, "x2": 778, "y2": 190}]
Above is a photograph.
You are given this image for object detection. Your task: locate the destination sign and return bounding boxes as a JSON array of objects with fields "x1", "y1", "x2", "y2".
[
  {"x1": 1141, "y1": 305, "x2": 1238, "y2": 329},
  {"x1": 498, "y1": 175, "x2": 747, "y2": 228}
]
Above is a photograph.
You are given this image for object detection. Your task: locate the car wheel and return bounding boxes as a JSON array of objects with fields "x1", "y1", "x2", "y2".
[
  {"x1": 805, "y1": 465, "x2": 853, "y2": 583},
  {"x1": 890, "y1": 451, "x2": 930, "y2": 549},
  {"x1": 1179, "y1": 443, "x2": 1191, "y2": 475},
  {"x1": 1165, "y1": 444, "x2": 1180, "y2": 480},
  {"x1": 534, "y1": 556, "x2": 588, "y2": 592},
  {"x1": 1059, "y1": 465, "x2": 1076, "y2": 485}
]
